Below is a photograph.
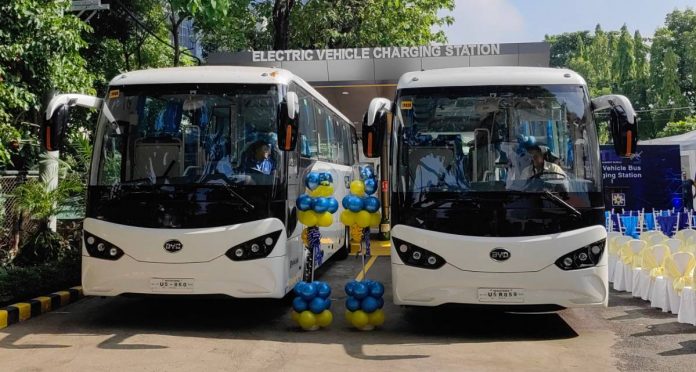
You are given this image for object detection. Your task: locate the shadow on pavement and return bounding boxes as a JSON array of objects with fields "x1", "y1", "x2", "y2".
[{"x1": 0, "y1": 257, "x2": 580, "y2": 360}]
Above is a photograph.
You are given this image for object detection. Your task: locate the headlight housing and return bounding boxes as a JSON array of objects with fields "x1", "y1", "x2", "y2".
[
  {"x1": 83, "y1": 231, "x2": 124, "y2": 260},
  {"x1": 555, "y1": 239, "x2": 605, "y2": 271},
  {"x1": 225, "y1": 230, "x2": 282, "y2": 261},
  {"x1": 392, "y1": 238, "x2": 446, "y2": 269}
]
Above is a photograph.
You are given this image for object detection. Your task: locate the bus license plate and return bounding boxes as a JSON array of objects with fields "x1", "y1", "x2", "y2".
[
  {"x1": 151, "y1": 278, "x2": 194, "y2": 292},
  {"x1": 478, "y1": 288, "x2": 525, "y2": 303}
]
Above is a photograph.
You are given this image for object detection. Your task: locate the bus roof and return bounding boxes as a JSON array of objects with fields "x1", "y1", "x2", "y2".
[
  {"x1": 109, "y1": 66, "x2": 352, "y2": 125},
  {"x1": 397, "y1": 67, "x2": 587, "y2": 90}
]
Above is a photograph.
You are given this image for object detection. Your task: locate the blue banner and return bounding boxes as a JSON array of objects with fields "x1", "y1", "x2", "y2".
[{"x1": 600, "y1": 145, "x2": 682, "y2": 211}]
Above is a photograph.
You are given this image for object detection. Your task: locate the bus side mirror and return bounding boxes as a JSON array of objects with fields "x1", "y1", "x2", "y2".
[
  {"x1": 592, "y1": 95, "x2": 638, "y2": 157},
  {"x1": 42, "y1": 103, "x2": 70, "y2": 151},
  {"x1": 278, "y1": 91, "x2": 299, "y2": 151},
  {"x1": 362, "y1": 97, "x2": 391, "y2": 158}
]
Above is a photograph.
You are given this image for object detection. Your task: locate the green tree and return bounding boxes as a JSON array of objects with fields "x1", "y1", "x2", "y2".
[
  {"x1": 164, "y1": 0, "x2": 233, "y2": 65},
  {"x1": 656, "y1": 116, "x2": 696, "y2": 138},
  {"x1": 0, "y1": 0, "x2": 95, "y2": 129},
  {"x1": 612, "y1": 25, "x2": 635, "y2": 95},
  {"x1": 662, "y1": 9, "x2": 696, "y2": 107},
  {"x1": 545, "y1": 31, "x2": 593, "y2": 68}
]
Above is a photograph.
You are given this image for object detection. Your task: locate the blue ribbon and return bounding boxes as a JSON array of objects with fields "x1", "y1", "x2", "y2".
[
  {"x1": 656, "y1": 215, "x2": 678, "y2": 237},
  {"x1": 621, "y1": 216, "x2": 639, "y2": 238}
]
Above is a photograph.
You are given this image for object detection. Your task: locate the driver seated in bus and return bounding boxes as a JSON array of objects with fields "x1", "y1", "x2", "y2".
[
  {"x1": 520, "y1": 145, "x2": 566, "y2": 179},
  {"x1": 242, "y1": 140, "x2": 276, "y2": 175}
]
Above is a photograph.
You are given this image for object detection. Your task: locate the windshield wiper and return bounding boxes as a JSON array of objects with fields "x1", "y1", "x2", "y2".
[
  {"x1": 219, "y1": 183, "x2": 255, "y2": 211},
  {"x1": 540, "y1": 190, "x2": 582, "y2": 219}
]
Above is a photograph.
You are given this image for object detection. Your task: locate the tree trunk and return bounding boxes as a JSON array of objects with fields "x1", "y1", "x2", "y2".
[{"x1": 273, "y1": 0, "x2": 295, "y2": 50}]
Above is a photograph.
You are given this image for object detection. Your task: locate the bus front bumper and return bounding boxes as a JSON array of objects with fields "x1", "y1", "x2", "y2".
[
  {"x1": 392, "y1": 262, "x2": 608, "y2": 308},
  {"x1": 82, "y1": 254, "x2": 291, "y2": 298}
]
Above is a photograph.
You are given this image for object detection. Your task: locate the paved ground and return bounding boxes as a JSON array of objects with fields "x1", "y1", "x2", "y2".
[{"x1": 0, "y1": 256, "x2": 694, "y2": 371}]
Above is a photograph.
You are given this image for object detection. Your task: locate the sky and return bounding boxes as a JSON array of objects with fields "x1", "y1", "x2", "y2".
[{"x1": 443, "y1": 0, "x2": 696, "y2": 44}]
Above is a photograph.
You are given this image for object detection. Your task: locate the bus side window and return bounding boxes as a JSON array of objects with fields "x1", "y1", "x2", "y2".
[{"x1": 298, "y1": 95, "x2": 318, "y2": 159}]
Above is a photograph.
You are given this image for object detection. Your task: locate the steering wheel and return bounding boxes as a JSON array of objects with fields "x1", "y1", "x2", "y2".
[
  {"x1": 523, "y1": 171, "x2": 569, "y2": 192},
  {"x1": 528, "y1": 171, "x2": 567, "y2": 180}
]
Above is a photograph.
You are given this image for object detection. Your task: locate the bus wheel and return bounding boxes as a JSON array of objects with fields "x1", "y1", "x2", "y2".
[{"x1": 334, "y1": 226, "x2": 350, "y2": 261}]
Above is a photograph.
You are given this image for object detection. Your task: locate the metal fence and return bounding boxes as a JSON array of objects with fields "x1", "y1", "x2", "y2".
[{"x1": 0, "y1": 170, "x2": 39, "y2": 263}]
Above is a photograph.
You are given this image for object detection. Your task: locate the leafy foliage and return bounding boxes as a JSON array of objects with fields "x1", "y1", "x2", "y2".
[
  {"x1": 0, "y1": 249, "x2": 80, "y2": 305},
  {"x1": 0, "y1": 0, "x2": 95, "y2": 126},
  {"x1": 657, "y1": 116, "x2": 696, "y2": 138}
]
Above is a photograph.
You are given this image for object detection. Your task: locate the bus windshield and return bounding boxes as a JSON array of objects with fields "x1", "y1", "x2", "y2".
[
  {"x1": 88, "y1": 84, "x2": 286, "y2": 228},
  {"x1": 397, "y1": 85, "x2": 600, "y2": 199},
  {"x1": 394, "y1": 85, "x2": 603, "y2": 236}
]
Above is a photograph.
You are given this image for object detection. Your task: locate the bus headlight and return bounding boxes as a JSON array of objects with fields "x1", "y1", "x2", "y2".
[
  {"x1": 225, "y1": 230, "x2": 283, "y2": 261},
  {"x1": 554, "y1": 239, "x2": 605, "y2": 271},
  {"x1": 83, "y1": 231, "x2": 124, "y2": 260},
  {"x1": 392, "y1": 238, "x2": 446, "y2": 269}
]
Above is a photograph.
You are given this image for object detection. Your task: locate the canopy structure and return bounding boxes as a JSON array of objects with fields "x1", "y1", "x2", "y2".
[{"x1": 641, "y1": 130, "x2": 696, "y2": 151}]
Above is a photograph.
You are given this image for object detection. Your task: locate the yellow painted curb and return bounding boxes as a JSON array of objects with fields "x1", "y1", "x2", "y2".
[
  {"x1": 0, "y1": 310, "x2": 7, "y2": 329},
  {"x1": 13, "y1": 303, "x2": 31, "y2": 321},
  {"x1": 56, "y1": 291, "x2": 71, "y2": 307},
  {"x1": 35, "y1": 296, "x2": 52, "y2": 313}
]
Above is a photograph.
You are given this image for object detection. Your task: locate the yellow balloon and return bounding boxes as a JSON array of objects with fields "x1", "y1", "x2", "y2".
[
  {"x1": 367, "y1": 309, "x2": 385, "y2": 326},
  {"x1": 290, "y1": 310, "x2": 300, "y2": 323},
  {"x1": 298, "y1": 310, "x2": 317, "y2": 330},
  {"x1": 350, "y1": 180, "x2": 365, "y2": 197},
  {"x1": 318, "y1": 185, "x2": 334, "y2": 197},
  {"x1": 351, "y1": 310, "x2": 369, "y2": 328},
  {"x1": 340, "y1": 210, "x2": 355, "y2": 226},
  {"x1": 318, "y1": 212, "x2": 333, "y2": 227},
  {"x1": 345, "y1": 310, "x2": 353, "y2": 322},
  {"x1": 298, "y1": 210, "x2": 318, "y2": 227},
  {"x1": 356, "y1": 210, "x2": 371, "y2": 228},
  {"x1": 316, "y1": 310, "x2": 333, "y2": 327},
  {"x1": 370, "y1": 212, "x2": 381, "y2": 228}
]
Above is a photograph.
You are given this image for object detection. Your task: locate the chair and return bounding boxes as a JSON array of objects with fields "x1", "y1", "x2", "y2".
[
  {"x1": 634, "y1": 244, "x2": 669, "y2": 301},
  {"x1": 677, "y1": 272, "x2": 696, "y2": 326},
  {"x1": 608, "y1": 235, "x2": 631, "y2": 283},
  {"x1": 613, "y1": 239, "x2": 645, "y2": 292},
  {"x1": 646, "y1": 233, "x2": 667, "y2": 247},
  {"x1": 664, "y1": 252, "x2": 696, "y2": 314},
  {"x1": 675, "y1": 229, "x2": 696, "y2": 242},
  {"x1": 664, "y1": 239, "x2": 683, "y2": 254}
]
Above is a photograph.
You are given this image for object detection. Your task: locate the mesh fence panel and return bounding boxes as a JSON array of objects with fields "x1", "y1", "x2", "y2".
[{"x1": 0, "y1": 171, "x2": 39, "y2": 263}]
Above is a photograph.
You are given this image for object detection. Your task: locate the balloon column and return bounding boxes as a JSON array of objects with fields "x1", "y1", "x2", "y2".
[
  {"x1": 344, "y1": 280, "x2": 385, "y2": 330},
  {"x1": 296, "y1": 171, "x2": 338, "y2": 280},
  {"x1": 291, "y1": 281, "x2": 333, "y2": 331},
  {"x1": 339, "y1": 167, "x2": 381, "y2": 257}
]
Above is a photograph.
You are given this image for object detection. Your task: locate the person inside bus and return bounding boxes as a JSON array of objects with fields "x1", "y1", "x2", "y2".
[
  {"x1": 242, "y1": 140, "x2": 276, "y2": 175},
  {"x1": 520, "y1": 144, "x2": 566, "y2": 179}
]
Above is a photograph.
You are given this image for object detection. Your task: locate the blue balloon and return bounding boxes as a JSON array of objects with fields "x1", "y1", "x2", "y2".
[
  {"x1": 364, "y1": 178, "x2": 377, "y2": 195},
  {"x1": 368, "y1": 281, "x2": 385, "y2": 298},
  {"x1": 327, "y1": 198, "x2": 339, "y2": 214},
  {"x1": 376, "y1": 297, "x2": 384, "y2": 309},
  {"x1": 317, "y1": 282, "x2": 331, "y2": 298},
  {"x1": 324, "y1": 172, "x2": 333, "y2": 183},
  {"x1": 318, "y1": 172, "x2": 329, "y2": 184},
  {"x1": 347, "y1": 196, "x2": 364, "y2": 213},
  {"x1": 293, "y1": 296, "x2": 308, "y2": 312},
  {"x1": 300, "y1": 283, "x2": 318, "y2": 300},
  {"x1": 344, "y1": 281, "x2": 356, "y2": 296},
  {"x1": 293, "y1": 282, "x2": 306, "y2": 296},
  {"x1": 360, "y1": 166, "x2": 374, "y2": 180},
  {"x1": 361, "y1": 296, "x2": 379, "y2": 313},
  {"x1": 346, "y1": 296, "x2": 360, "y2": 311},
  {"x1": 324, "y1": 298, "x2": 332, "y2": 310},
  {"x1": 309, "y1": 297, "x2": 327, "y2": 313},
  {"x1": 364, "y1": 196, "x2": 381, "y2": 213},
  {"x1": 305, "y1": 173, "x2": 320, "y2": 190},
  {"x1": 342, "y1": 196, "x2": 350, "y2": 210},
  {"x1": 352, "y1": 282, "x2": 368, "y2": 300},
  {"x1": 313, "y1": 197, "x2": 329, "y2": 213},
  {"x1": 296, "y1": 195, "x2": 314, "y2": 211}
]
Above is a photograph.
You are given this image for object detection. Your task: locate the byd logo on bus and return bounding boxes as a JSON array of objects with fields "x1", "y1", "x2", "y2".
[
  {"x1": 164, "y1": 240, "x2": 183, "y2": 253},
  {"x1": 490, "y1": 248, "x2": 510, "y2": 262}
]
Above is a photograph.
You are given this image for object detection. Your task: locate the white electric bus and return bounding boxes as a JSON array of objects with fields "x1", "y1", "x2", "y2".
[
  {"x1": 362, "y1": 67, "x2": 637, "y2": 310},
  {"x1": 43, "y1": 66, "x2": 358, "y2": 298}
]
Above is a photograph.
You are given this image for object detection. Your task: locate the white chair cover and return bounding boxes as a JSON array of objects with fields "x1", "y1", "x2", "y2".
[
  {"x1": 665, "y1": 252, "x2": 695, "y2": 315},
  {"x1": 677, "y1": 286, "x2": 696, "y2": 325},
  {"x1": 608, "y1": 235, "x2": 631, "y2": 283},
  {"x1": 622, "y1": 240, "x2": 646, "y2": 292},
  {"x1": 634, "y1": 244, "x2": 669, "y2": 301},
  {"x1": 664, "y1": 239, "x2": 683, "y2": 254},
  {"x1": 650, "y1": 276, "x2": 671, "y2": 312}
]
